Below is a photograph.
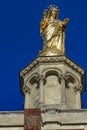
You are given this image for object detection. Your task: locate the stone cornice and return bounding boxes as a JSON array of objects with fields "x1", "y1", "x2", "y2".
[
  {"x1": 20, "y1": 55, "x2": 85, "y2": 78},
  {"x1": 0, "y1": 111, "x2": 24, "y2": 126},
  {"x1": 19, "y1": 55, "x2": 85, "y2": 93}
]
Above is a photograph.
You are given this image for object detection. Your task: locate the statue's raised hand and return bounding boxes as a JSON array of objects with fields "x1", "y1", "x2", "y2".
[{"x1": 63, "y1": 18, "x2": 70, "y2": 25}]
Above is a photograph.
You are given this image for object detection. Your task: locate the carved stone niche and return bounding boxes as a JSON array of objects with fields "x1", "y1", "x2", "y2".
[
  {"x1": 24, "y1": 74, "x2": 41, "y2": 108},
  {"x1": 42, "y1": 70, "x2": 62, "y2": 105},
  {"x1": 65, "y1": 73, "x2": 82, "y2": 109}
]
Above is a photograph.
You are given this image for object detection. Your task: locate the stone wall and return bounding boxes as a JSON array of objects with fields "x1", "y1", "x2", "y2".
[
  {"x1": 0, "y1": 111, "x2": 23, "y2": 130},
  {"x1": 0, "y1": 110, "x2": 87, "y2": 130},
  {"x1": 41, "y1": 109, "x2": 87, "y2": 130}
]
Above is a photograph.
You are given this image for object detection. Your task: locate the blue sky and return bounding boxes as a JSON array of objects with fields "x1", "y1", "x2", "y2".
[{"x1": 0, "y1": 0, "x2": 87, "y2": 111}]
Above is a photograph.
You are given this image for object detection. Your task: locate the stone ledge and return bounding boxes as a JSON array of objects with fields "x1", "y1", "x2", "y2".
[
  {"x1": 0, "y1": 109, "x2": 87, "y2": 126},
  {"x1": 0, "y1": 111, "x2": 24, "y2": 126},
  {"x1": 20, "y1": 55, "x2": 84, "y2": 78},
  {"x1": 41, "y1": 109, "x2": 87, "y2": 125}
]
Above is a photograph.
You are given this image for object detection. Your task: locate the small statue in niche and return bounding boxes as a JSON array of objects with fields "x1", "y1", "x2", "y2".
[{"x1": 40, "y1": 5, "x2": 69, "y2": 56}]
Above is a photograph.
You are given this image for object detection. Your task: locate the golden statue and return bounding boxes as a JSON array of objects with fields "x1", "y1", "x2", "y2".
[{"x1": 39, "y1": 5, "x2": 69, "y2": 56}]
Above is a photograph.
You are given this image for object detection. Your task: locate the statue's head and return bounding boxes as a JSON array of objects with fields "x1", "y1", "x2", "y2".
[{"x1": 48, "y1": 5, "x2": 59, "y2": 19}]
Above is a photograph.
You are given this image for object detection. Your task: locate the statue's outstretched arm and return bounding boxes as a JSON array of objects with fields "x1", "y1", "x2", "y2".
[
  {"x1": 40, "y1": 19, "x2": 48, "y2": 33},
  {"x1": 40, "y1": 10, "x2": 48, "y2": 33},
  {"x1": 63, "y1": 18, "x2": 70, "y2": 25}
]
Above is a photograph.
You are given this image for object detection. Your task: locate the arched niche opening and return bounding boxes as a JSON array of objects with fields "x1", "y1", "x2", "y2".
[
  {"x1": 65, "y1": 73, "x2": 81, "y2": 109},
  {"x1": 26, "y1": 74, "x2": 40, "y2": 108},
  {"x1": 43, "y1": 70, "x2": 61, "y2": 105}
]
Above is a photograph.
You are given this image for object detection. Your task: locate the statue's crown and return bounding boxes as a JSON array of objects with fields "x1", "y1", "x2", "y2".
[{"x1": 48, "y1": 5, "x2": 59, "y2": 13}]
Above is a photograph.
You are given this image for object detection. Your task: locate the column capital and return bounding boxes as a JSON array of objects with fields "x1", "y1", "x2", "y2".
[
  {"x1": 74, "y1": 83, "x2": 82, "y2": 92},
  {"x1": 22, "y1": 86, "x2": 31, "y2": 95}
]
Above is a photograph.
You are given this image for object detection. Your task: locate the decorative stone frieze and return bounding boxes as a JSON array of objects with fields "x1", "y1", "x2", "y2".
[{"x1": 20, "y1": 55, "x2": 84, "y2": 78}]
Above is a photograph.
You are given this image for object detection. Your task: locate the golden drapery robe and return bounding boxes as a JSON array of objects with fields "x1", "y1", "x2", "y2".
[{"x1": 41, "y1": 19, "x2": 65, "y2": 53}]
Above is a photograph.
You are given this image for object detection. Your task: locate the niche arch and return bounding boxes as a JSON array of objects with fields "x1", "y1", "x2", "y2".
[
  {"x1": 65, "y1": 72, "x2": 81, "y2": 109},
  {"x1": 25, "y1": 73, "x2": 40, "y2": 107},
  {"x1": 42, "y1": 68, "x2": 63, "y2": 105},
  {"x1": 65, "y1": 72, "x2": 81, "y2": 90}
]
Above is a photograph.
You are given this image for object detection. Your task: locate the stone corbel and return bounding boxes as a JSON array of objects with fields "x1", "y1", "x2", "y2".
[
  {"x1": 34, "y1": 74, "x2": 46, "y2": 88},
  {"x1": 22, "y1": 85, "x2": 31, "y2": 95},
  {"x1": 34, "y1": 75, "x2": 41, "y2": 89},
  {"x1": 41, "y1": 74, "x2": 46, "y2": 85},
  {"x1": 63, "y1": 74, "x2": 70, "y2": 81},
  {"x1": 57, "y1": 73, "x2": 69, "y2": 84},
  {"x1": 73, "y1": 83, "x2": 82, "y2": 92}
]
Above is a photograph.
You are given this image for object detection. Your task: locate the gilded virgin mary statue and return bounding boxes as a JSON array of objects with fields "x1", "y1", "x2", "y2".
[{"x1": 39, "y1": 5, "x2": 69, "y2": 56}]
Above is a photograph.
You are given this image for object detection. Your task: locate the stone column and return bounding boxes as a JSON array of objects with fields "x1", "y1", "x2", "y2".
[
  {"x1": 61, "y1": 79, "x2": 66, "y2": 104},
  {"x1": 23, "y1": 86, "x2": 31, "y2": 109},
  {"x1": 25, "y1": 92, "x2": 30, "y2": 109},
  {"x1": 39, "y1": 76, "x2": 44, "y2": 105},
  {"x1": 60, "y1": 74, "x2": 66, "y2": 104},
  {"x1": 75, "y1": 88, "x2": 81, "y2": 109},
  {"x1": 75, "y1": 90, "x2": 81, "y2": 109},
  {"x1": 74, "y1": 83, "x2": 82, "y2": 109}
]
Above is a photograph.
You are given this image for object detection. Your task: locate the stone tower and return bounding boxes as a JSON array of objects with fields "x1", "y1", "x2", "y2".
[{"x1": 20, "y1": 5, "x2": 87, "y2": 130}]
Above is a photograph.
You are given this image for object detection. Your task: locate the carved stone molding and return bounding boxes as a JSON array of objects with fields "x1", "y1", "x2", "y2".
[
  {"x1": 74, "y1": 83, "x2": 82, "y2": 92},
  {"x1": 20, "y1": 56, "x2": 84, "y2": 78}
]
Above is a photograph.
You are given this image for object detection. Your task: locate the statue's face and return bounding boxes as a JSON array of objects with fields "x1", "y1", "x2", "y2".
[{"x1": 51, "y1": 10, "x2": 57, "y2": 19}]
